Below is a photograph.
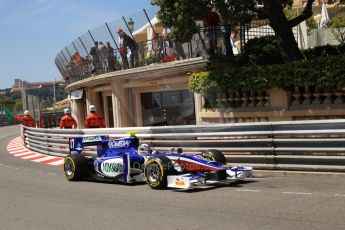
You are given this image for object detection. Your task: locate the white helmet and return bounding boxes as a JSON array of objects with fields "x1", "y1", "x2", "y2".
[
  {"x1": 24, "y1": 110, "x2": 30, "y2": 115},
  {"x1": 64, "y1": 108, "x2": 70, "y2": 114},
  {"x1": 89, "y1": 105, "x2": 96, "y2": 112},
  {"x1": 138, "y1": 144, "x2": 152, "y2": 155}
]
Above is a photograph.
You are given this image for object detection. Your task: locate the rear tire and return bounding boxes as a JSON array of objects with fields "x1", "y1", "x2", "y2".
[
  {"x1": 144, "y1": 156, "x2": 173, "y2": 189},
  {"x1": 64, "y1": 154, "x2": 88, "y2": 181},
  {"x1": 201, "y1": 149, "x2": 226, "y2": 164}
]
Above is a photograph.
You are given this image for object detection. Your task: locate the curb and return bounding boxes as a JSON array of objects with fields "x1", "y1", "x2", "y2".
[{"x1": 6, "y1": 137, "x2": 64, "y2": 166}]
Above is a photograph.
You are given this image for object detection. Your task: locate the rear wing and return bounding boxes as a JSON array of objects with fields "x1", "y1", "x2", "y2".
[{"x1": 69, "y1": 135, "x2": 109, "y2": 154}]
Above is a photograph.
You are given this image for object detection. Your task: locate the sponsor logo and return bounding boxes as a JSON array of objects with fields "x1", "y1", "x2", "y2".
[
  {"x1": 100, "y1": 158, "x2": 124, "y2": 177},
  {"x1": 175, "y1": 178, "x2": 185, "y2": 186},
  {"x1": 83, "y1": 136, "x2": 102, "y2": 143},
  {"x1": 102, "y1": 162, "x2": 124, "y2": 173},
  {"x1": 108, "y1": 139, "x2": 131, "y2": 148},
  {"x1": 76, "y1": 143, "x2": 82, "y2": 150}
]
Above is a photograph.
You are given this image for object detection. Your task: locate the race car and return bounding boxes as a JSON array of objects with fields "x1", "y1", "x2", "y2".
[{"x1": 64, "y1": 135, "x2": 253, "y2": 189}]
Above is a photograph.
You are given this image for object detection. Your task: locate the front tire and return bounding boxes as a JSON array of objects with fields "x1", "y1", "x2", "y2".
[
  {"x1": 144, "y1": 156, "x2": 173, "y2": 189},
  {"x1": 64, "y1": 154, "x2": 88, "y2": 181},
  {"x1": 201, "y1": 149, "x2": 226, "y2": 164}
]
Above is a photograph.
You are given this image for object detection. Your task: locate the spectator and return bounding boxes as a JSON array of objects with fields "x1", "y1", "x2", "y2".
[
  {"x1": 117, "y1": 28, "x2": 139, "y2": 68},
  {"x1": 203, "y1": 10, "x2": 221, "y2": 55},
  {"x1": 162, "y1": 28, "x2": 185, "y2": 60},
  {"x1": 59, "y1": 108, "x2": 77, "y2": 129},
  {"x1": 85, "y1": 105, "x2": 106, "y2": 128},
  {"x1": 98, "y1": 41, "x2": 108, "y2": 72},
  {"x1": 15, "y1": 110, "x2": 35, "y2": 127},
  {"x1": 106, "y1": 42, "x2": 117, "y2": 71},
  {"x1": 163, "y1": 39, "x2": 176, "y2": 62},
  {"x1": 152, "y1": 34, "x2": 163, "y2": 63},
  {"x1": 90, "y1": 41, "x2": 101, "y2": 73}
]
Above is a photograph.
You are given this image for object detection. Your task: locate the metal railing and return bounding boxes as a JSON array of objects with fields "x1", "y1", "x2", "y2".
[{"x1": 22, "y1": 119, "x2": 345, "y2": 172}]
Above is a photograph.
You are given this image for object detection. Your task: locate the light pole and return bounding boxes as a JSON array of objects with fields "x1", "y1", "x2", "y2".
[{"x1": 128, "y1": 18, "x2": 135, "y2": 33}]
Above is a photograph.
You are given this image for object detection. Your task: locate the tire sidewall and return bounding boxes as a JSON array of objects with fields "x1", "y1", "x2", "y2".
[{"x1": 144, "y1": 157, "x2": 167, "y2": 189}]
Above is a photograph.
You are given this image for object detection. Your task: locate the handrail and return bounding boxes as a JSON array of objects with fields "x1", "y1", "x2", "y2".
[{"x1": 21, "y1": 119, "x2": 345, "y2": 172}]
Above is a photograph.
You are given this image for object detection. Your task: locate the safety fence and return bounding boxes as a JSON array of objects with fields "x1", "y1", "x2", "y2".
[{"x1": 22, "y1": 119, "x2": 345, "y2": 172}]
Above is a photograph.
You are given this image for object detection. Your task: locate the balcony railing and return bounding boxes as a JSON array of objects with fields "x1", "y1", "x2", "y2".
[
  {"x1": 60, "y1": 35, "x2": 208, "y2": 84},
  {"x1": 55, "y1": 7, "x2": 286, "y2": 85}
]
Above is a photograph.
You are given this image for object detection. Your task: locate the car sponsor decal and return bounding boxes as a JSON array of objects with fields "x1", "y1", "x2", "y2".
[
  {"x1": 100, "y1": 158, "x2": 124, "y2": 177},
  {"x1": 82, "y1": 136, "x2": 103, "y2": 143},
  {"x1": 108, "y1": 139, "x2": 131, "y2": 148}
]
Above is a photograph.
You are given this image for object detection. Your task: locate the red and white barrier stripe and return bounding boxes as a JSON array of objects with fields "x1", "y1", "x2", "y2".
[{"x1": 6, "y1": 137, "x2": 64, "y2": 166}]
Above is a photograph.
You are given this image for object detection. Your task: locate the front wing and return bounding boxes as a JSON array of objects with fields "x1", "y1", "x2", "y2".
[{"x1": 167, "y1": 166, "x2": 253, "y2": 189}]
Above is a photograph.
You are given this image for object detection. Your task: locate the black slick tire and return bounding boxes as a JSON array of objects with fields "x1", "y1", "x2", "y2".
[
  {"x1": 144, "y1": 156, "x2": 173, "y2": 189},
  {"x1": 64, "y1": 154, "x2": 88, "y2": 181},
  {"x1": 201, "y1": 149, "x2": 226, "y2": 164}
]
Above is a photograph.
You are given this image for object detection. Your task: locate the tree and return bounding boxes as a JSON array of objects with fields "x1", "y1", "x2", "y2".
[
  {"x1": 151, "y1": 0, "x2": 315, "y2": 62},
  {"x1": 331, "y1": 16, "x2": 345, "y2": 44}
]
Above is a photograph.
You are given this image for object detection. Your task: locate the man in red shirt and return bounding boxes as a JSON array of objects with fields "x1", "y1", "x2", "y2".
[
  {"x1": 15, "y1": 110, "x2": 35, "y2": 127},
  {"x1": 84, "y1": 105, "x2": 106, "y2": 128},
  {"x1": 60, "y1": 108, "x2": 77, "y2": 129}
]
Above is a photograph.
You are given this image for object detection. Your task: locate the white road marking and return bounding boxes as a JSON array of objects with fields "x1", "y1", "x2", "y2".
[
  {"x1": 47, "y1": 173, "x2": 57, "y2": 176},
  {"x1": 32, "y1": 156, "x2": 56, "y2": 162},
  {"x1": 282, "y1": 192, "x2": 313, "y2": 195},
  {"x1": 14, "y1": 152, "x2": 33, "y2": 157},
  {"x1": 334, "y1": 194, "x2": 345, "y2": 197},
  {"x1": 47, "y1": 159, "x2": 64, "y2": 165},
  {"x1": 237, "y1": 189, "x2": 262, "y2": 192},
  {"x1": 21, "y1": 154, "x2": 42, "y2": 159},
  {"x1": 8, "y1": 149, "x2": 27, "y2": 154}
]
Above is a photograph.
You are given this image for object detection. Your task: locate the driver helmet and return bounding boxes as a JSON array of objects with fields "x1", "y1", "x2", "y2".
[
  {"x1": 24, "y1": 110, "x2": 30, "y2": 115},
  {"x1": 64, "y1": 108, "x2": 70, "y2": 114},
  {"x1": 138, "y1": 143, "x2": 152, "y2": 155}
]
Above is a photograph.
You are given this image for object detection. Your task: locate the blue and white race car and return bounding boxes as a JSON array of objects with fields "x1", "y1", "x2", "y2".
[{"x1": 64, "y1": 135, "x2": 253, "y2": 189}]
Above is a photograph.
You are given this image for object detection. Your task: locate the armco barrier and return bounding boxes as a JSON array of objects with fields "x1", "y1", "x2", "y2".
[{"x1": 22, "y1": 119, "x2": 345, "y2": 172}]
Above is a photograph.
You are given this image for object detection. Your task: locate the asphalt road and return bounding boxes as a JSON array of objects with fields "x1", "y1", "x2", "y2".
[{"x1": 1, "y1": 125, "x2": 345, "y2": 230}]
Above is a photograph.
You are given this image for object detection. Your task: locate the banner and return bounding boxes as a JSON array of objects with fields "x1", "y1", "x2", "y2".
[
  {"x1": 70, "y1": 90, "x2": 83, "y2": 100},
  {"x1": 3, "y1": 106, "x2": 13, "y2": 121}
]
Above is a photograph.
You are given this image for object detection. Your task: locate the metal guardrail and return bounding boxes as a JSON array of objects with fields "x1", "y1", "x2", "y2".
[{"x1": 22, "y1": 119, "x2": 345, "y2": 172}]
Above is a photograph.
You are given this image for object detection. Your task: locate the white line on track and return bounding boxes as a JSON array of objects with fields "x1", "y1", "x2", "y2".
[
  {"x1": 334, "y1": 194, "x2": 345, "y2": 197},
  {"x1": 8, "y1": 149, "x2": 28, "y2": 154},
  {"x1": 47, "y1": 159, "x2": 64, "y2": 165},
  {"x1": 7, "y1": 146, "x2": 24, "y2": 150},
  {"x1": 237, "y1": 189, "x2": 262, "y2": 192},
  {"x1": 21, "y1": 154, "x2": 42, "y2": 159},
  {"x1": 281, "y1": 192, "x2": 313, "y2": 195},
  {"x1": 31, "y1": 156, "x2": 56, "y2": 162},
  {"x1": 47, "y1": 173, "x2": 57, "y2": 176},
  {"x1": 14, "y1": 152, "x2": 33, "y2": 157}
]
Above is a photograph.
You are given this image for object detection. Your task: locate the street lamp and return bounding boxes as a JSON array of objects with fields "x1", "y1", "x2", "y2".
[{"x1": 128, "y1": 18, "x2": 135, "y2": 33}]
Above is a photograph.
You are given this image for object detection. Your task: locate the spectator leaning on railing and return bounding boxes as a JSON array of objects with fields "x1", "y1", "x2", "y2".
[
  {"x1": 117, "y1": 28, "x2": 139, "y2": 68},
  {"x1": 90, "y1": 41, "x2": 101, "y2": 74},
  {"x1": 106, "y1": 42, "x2": 117, "y2": 71}
]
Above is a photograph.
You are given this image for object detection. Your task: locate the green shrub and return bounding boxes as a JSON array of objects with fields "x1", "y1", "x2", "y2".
[
  {"x1": 239, "y1": 36, "x2": 283, "y2": 65},
  {"x1": 331, "y1": 16, "x2": 345, "y2": 44},
  {"x1": 189, "y1": 52, "x2": 345, "y2": 94}
]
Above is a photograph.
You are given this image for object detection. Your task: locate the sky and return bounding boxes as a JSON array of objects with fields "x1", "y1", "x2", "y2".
[{"x1": 0, "y1": 0, "x2": 155, "y2": 89}]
